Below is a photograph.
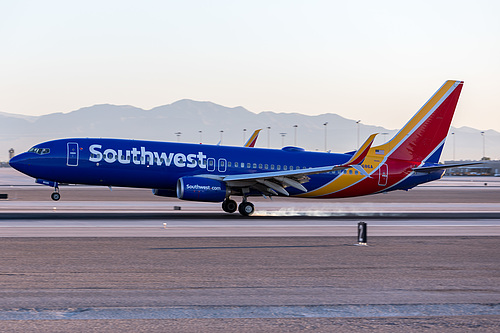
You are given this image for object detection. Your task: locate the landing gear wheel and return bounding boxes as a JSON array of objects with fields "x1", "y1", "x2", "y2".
[
  {"x1": 222, "y1": 199, "x2": 237, "y2": 213},
  {"x1": 51, "y1": 192, "x2": 61, "y2": 201},
  {"x1": 238, "y1": 202, "x2": 255, "y2": 216}
]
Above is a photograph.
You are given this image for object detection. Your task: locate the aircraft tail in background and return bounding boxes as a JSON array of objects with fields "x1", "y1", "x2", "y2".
[{"x1": 244, "y1": 129, "x2": 262, "y2": 147}]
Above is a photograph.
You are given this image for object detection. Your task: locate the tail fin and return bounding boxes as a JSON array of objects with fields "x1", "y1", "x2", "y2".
[
  {"x1": 244, "y1": 129, "x2": 261, "y2": 147},
  {"x1": 373, "y1": 80, "x2": 463, "y2": 163}
]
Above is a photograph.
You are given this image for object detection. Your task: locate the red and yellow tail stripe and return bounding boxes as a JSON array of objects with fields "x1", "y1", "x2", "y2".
[{"x1": 373, "y1": 80, "x2": 463, "y2": 162}]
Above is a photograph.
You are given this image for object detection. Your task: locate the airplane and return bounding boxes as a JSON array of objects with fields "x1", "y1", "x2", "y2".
[{"x1": 9, "y1": 80, "x2": 477, "y2": 216}]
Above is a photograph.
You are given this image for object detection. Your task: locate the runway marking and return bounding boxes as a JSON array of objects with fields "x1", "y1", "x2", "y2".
[{"x1": 0, "y1": 303, "x2": 499, "y2": 320}]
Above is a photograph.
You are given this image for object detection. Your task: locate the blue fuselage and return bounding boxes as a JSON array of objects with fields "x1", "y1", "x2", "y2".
[{"x1": 9, "y1": 138, "x2": 443, "y2": 198}]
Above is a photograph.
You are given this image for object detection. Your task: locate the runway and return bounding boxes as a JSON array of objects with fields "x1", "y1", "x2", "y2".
[
  {"x1": 0, "y1": 217, "x2": 499, "y2": 237},
  {"x1": 1, "y1": 168, "x2": 500, "y2": 331},
  {"x1": 0, "y1": 236, "x2": 499, "y2": 331}
]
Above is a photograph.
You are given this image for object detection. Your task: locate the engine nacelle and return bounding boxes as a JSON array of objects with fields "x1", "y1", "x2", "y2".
[{"x1": 176, "y1": 177, "x2": 228, "y2": 202}]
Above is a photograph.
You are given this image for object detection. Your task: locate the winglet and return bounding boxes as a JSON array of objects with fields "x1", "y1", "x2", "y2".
[
  {"x1": 340, "y1": 133, "x2": 378, "y2": 167},
  {"x1": 244, "y1": 129, "x2": 262, "y2": 147}
]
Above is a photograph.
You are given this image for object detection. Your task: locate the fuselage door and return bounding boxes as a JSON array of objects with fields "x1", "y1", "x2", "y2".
[
  {"x1": 67, "y1": 142, "x2": 79, "y2": 166},
  {"x1": 378, "y1": 163, "x2": 388, "y2": 186},
  {"x1": 218, "y1": 158, "x2": 227, "y2": 172},
  {"x1": 207, "y1": 158, "x2": 216, "y2": 172}
]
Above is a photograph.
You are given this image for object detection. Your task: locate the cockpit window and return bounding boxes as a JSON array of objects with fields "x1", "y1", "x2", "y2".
[{"x1": 28, "y1": 147, "x2": 50, "y2": 155}]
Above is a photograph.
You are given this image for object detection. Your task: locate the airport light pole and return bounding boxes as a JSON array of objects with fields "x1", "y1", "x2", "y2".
[
  {"x1": 293, "y1": 125, "x2": 298, "y2": 146},
  {"x1": 323, "y1": 122, "x2": 328, "y2": 151},
  {"x1": 356, "y1": 120, "x2": 361, "y2": 149},
  {"x1": 199, "y1": 130, "x2": 203, "y2": 144},
  {"x1": 267, "y1": 127, "x2": 271, "y2": 148},
  {"x1": 481, "y1": 131, "x2": 485, "y2": 159},
  {"x1": 280, "y1": 133, "x2": 287, "y2": 147},
  {"x1": 220, "y1": 130, "x2": 224, "y2": 144},
  {"x1": 243, "y1": 129, "x2": 247, "y2": 145},
  {"x1": 451, "y1": 132, "x2": 455, "y2": 161},
  {"x1": 381, "y1": 132, "x2": 388, "y2": 143},
  {"x1": 175, "y1": 132, "x2": 182, "y2": 142}
]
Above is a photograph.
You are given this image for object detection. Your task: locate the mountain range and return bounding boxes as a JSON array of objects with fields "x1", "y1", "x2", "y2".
[{"x1": 1, "y1": 99, "x2": 499, "y2": 162}]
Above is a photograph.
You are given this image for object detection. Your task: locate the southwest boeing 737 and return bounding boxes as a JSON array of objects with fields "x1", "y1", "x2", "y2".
[{"x1": 10, "y1": 80, "x2": 474, "y2": 216}]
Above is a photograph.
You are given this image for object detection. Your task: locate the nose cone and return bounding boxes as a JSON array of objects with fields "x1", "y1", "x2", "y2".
[{"x1": 9, "y1": 153, "x2": 32, "y2": 175}]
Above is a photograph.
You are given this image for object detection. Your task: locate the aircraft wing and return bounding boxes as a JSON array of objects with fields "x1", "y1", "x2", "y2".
[{"x1": 203, "y1": 134, "x2": 377, "y2": 196}]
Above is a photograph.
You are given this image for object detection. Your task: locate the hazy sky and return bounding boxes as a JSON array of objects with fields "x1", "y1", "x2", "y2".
[{"x1": 2, "y1": 0, "x2": 499, "y2": 131}]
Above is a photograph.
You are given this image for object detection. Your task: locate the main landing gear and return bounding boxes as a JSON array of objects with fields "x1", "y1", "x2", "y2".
[
  {"x1": 51, "y1": 187, "x2": 61, "y2": 201},
  {"x1": 221, "y1": 199, "x2": 237, "y2": 213},
  {"x1": 222, "y1": 198, "x2": 255, "y2": 216},
  {"x1": 238, "y1": 201, "x2": 254, "y2": 216}
]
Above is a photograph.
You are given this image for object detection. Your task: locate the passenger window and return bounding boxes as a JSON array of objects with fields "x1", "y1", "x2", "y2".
[
  {"x1": 349, "y1": 170, "x2": 352, "y2": 174},
  {"x1": 271, "y1": 165, "x2": 275, "y2": 170},
  {"x1": 253, "y1": 163, "x2": 257, "y2": 168},
  {"x1": 284, "y1": 165, "x2": 287, "y2": 170},
  {"x1": 259, "y1": 163, "x2": 263, "y2": 169},
  {"x1": 235, "y1": 162, "x2": 239, "y2": 167},
  {"x1": 228, "y1": 162, "x2": 232, "y2": 167},
  {"x1": 355, "y1": 170, "x2": 358, "y2": 175},
  {"x1": 265, "y1": 164, "x2": 268, "y2": 169},
  {"x1": 209, "y1": 160, "x2": 214, "y2": 166},
  {"x1": 247, "y1": 163, "x2": 251, "y2": 168},
  {"x1": 289, "y1": 166, "x2": 293, "y2": 170},
  {"x1": 277, "y1": 165, "x2": 281, "y2": 170}
]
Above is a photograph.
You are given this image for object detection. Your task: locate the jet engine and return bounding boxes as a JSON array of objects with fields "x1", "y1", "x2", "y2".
[{"x1": 176, "y1": 177, "x2": 228, "y2": 202}]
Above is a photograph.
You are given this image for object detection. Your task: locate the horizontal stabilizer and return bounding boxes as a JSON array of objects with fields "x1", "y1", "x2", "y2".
[{"x1": 413, "y1": 161, "x2": 483, "y2": 173}]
